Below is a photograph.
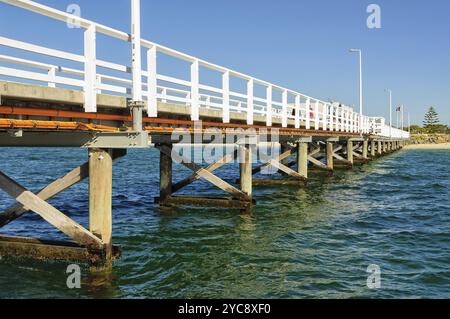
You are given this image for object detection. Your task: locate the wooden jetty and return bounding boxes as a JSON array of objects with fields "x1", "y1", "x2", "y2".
[{"x1": 0, "y1": 0, "x2": 409, "y2": 265}]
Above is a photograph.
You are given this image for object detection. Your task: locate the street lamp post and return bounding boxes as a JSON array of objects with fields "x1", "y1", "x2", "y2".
[
  {"x1": 401, "y1": 104, "x2": 404, "y2": 132},
  {"x1": 130, "y1": 0, "x2": 144, "y2": 132},
  {"x1": 385, "y1": 89, "x2": 392, "y2": 138},
  {"x1": 350, "y1": 49, "x2": 363, "y2": 134},
  {"x1": 408, "y1": 112, "x2": 411, "y2": 134}
]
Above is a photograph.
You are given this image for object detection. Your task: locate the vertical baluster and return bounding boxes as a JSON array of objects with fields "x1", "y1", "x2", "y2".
[
  {"x1": 266, "y1": 85, "x2": 273, "y2": 127},
  {"x1": 282, "y1": 89, "x2": 288, "y2": 128},
  {"x1": 147, "y1": 46, "x2": 157, "y2": 117},
  {"x1": 350, "y1": 111, "x2": 354, "y2": 132},
  {"x1": 322, "y1": 103, "x2": 328, "y2": 131},
  {"x1": 295, "y1": 94, "x2": 301, "y2": 129},
  {"x1": 247, "y1": 78, "x2": 254, "y2": 125},
  {"x1": 96, "y1": 75, "x2": 102, "y2": 94},
  {"x1": 84, "y1": 24, "x2": 97, "y2": 112},
  {"x1": 48, "y1": 67, "x2": 56, "y2": 88},
  {"x1": 190, "y1": 59, "x2": 200, "y2": 121},
  {"x1": 314, "y1": 100, "x2": 319, "y2": 130},
  {"x1": 222, "y1": 70, "x2": 230, "y2": 123},
  {"x1": 305, "y1": 98, "x2": 311, "y2": 130},
  {"x1": 329, "y1": 104, "x2": 334, "y2": 132}
]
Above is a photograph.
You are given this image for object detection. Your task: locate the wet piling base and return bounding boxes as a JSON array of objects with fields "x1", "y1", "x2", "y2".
[{"x1": 0, "y1": 235, "x2": 121, "y2": 265}]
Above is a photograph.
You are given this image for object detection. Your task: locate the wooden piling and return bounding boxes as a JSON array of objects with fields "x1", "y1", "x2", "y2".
[
  {"x1": 370, "y1": 140, "x2": 376, "y2": 158},
  {"x1": 88, "y1": 148, "x2": 113, "y2": 260},
  {"x1": 326, "y1": 142, "x2": 334, "y2": 170},
  {"x1": 159, "y1": 144, "x2": 173, "y2": 204},
  {"x1": 347, "y1": 140, "x2": 353, "y2": 164},
  {"x1": 362, "y1": 140, "x2": 368, "y2": 159},
  {"x1": 297, "y1": 142, "x2": 308, "y2": 179},
  {"x1": 240, "y1": 144, "x2": 253, "y2": 199}
]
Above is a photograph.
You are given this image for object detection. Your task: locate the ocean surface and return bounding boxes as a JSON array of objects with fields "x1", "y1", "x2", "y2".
[{"x1": 0, "y1": 147, "x2": 449, "y2": 299}]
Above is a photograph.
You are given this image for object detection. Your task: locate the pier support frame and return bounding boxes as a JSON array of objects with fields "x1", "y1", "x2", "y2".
[
  {"x1": 0, "y1": 149, "x2": 126, "y2": 265},
  {"x1": 155, "y1": 143, "x2": 254, "y2": 210},
  {"x1": 252, "y1": 139, "x2": 309, "y2": 185}
]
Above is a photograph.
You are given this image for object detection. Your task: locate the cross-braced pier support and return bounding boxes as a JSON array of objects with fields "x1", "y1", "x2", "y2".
[
  {"x1": 155, "y1": 143, "x2": 254, "y2": 210},
  {"x1": 0, "y1": 149, "x2": 126, "y2": 265},
  {"x1": 252, "y1": 139, "x2": 309, "y2": 186}
]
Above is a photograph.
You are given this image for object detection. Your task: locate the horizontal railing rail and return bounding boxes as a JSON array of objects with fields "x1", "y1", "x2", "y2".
[{"x1": 0, "y1": 0, "x2": 409, "y2": 138}]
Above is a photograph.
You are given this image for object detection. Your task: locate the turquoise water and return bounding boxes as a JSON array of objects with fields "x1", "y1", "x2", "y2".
[{"x1": 0, "y1": 148, "x2": 449, "y2": 299}]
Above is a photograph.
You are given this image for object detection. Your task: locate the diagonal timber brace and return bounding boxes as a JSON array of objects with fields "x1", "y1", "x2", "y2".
[
  {"x1": 0, "y1": 171, "x2": 103, "y2": 250},
  {"x1": 172, "y1": 149, "x2": 238, "y2": 193},
  {"x1": 0, "y1": 150, "x2": 126, "y2": 228},
  {"x1": 254, "y1": 147, "x2": 307, "y2": 181},
  {"x1": 252, "y1": 147, "x2": 294, "y2": 176}
]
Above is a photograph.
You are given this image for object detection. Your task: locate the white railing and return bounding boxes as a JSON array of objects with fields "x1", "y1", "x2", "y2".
[
  {"x1": 371, "y1": 117, "x2": 410, "y2": 139},
  {"x1": 0, "y1": 0, "x2": 409, "y2": 139}
]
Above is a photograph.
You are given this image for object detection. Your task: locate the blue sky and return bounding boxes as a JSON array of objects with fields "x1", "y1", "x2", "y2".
[{"x1": 0, "y1": 0, "x2": 449, "y2": 125}]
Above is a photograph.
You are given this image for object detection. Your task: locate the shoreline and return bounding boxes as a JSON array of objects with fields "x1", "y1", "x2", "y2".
[{"x1": 404, "y1": 143, "x2": 450, "y2": 150}]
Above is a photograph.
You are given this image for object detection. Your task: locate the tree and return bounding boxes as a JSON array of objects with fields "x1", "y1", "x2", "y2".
[
  {"x1": 423, "y1": 107, "x2": 440, "y2": 132},
  {"x1": 409, "y1": 125, "x2": 425, "y2": 134}
]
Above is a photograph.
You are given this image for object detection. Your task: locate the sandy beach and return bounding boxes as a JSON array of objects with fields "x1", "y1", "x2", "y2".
[{"x1": 404, "y1": 143, "x2": 450, "y2": 150}]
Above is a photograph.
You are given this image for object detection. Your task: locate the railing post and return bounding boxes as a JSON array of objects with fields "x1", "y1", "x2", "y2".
[
  {"x1": 314, "y1": 100, "x2": 319, "y2": 130},
  {"x1": 329, "y1": 104, "x2": 334, "y2": 131},
  {"x1": 131, "y1": 0, "x2": 142, "y2": 102},
  {"x1": 322, "y1": 103, "x2": 327, "y2": 130},
  {"x1": 162, "y1": 88, "x2": 167, "y2": 103},
  {"x1": 305, "y1": 98, "x2": 311, "y2": 130},
  {"x1": 347, "y1": 111, "x2": 351, "y2": 132},
  {"x1": 282, "y1": 89, "x2": 288, "y2": 128},
  {"x1": 48, "y1": 67, "x2": 56, "y2": 88},
  {"x1": 96, "y1": 75, "x2": 102, "y2": 94},
  {"x1": 247, "y1": 79, "x2": 254, "y2": 125},
  {"x1": 222, "y1": 70, "x2": 230, "y2": 123},
  {"x1": 84, "y1": 24, "x2": 97, "y2": 112},
  {"x1": 343, "y1": 109, "x2": 347, "y2": 132},
  {"x1": 349, "y1": 112, "x2": 354, "y2": 132},
  {"x1": 295, "y1": 95, "x2": 300, "y2": 129},
  {"x1": 147, "y1": 46, "x2": 158, "y2": 117},
  {"x1": 190, "y1": 59, "x2": 200, "y2": 121},
  {"x1": 266, "y1": 85, "x2": 273, "y2": 127}
]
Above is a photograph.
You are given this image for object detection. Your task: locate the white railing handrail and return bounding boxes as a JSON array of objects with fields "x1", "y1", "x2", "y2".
[{"x1": 0, "y1": 0, "x2": 409, "y2": 138}]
